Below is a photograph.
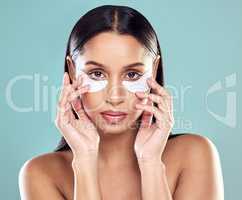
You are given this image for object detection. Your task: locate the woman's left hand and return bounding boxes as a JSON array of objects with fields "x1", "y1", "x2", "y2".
[{"x1": 134, "y1": 77, "x2": 174, "y2": 165}]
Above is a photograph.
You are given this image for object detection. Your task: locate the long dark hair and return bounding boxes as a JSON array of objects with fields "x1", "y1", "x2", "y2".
[{"x1": 54, "y1": 5, "x2": 171, "y2": 152}]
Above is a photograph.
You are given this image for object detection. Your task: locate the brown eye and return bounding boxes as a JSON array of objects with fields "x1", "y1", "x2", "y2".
[
  {"x1": 126, "y1": 71, "x2": 142, "y2": 81},
  {"x1": 88, "y1": 70, "x2": 105, "y2": 80}
]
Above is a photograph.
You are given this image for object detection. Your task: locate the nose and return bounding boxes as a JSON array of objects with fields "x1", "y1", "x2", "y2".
[{"x1": 105, "y1": 80, "x2": 126, "y2": 106}]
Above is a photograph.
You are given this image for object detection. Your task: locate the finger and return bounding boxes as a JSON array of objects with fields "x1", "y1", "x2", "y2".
[
  {"x1": 64, "y1": 72, "x2": 70, "y2": 85},
  {"x1": 147, "y1": 93, "x2": 171, "y2": 113},
  {"x1": 69, "y1": 73, "x2": 89, "y2": 103},
  {"x1": 135, "y1": 91, "x2": 168, "y2": 105},
  {"x1": 148, "y1": 92, "x2": 173, "y2": 120},
  {"x1": 57, "y1": 73, "x2": 74, "y2": 113},
  {"x1": 147, "y1": 78, "x2": 170, "y2": 97},
  {"x1": 136, "y1": 92, "x2": 163, "y2": 106},
  {"x1": 73, "y1": 73, "x2": 85, "y2": 90},
  {"x1": 68, "y1": 84, "x2": 90, "y2": 102},
  {"x1": 71, "y1": 97, "x2": 88, "y2": 120},
  {"x1": 57, "y1": 102, "x2": 72, "y2": 114},
  {"x1": 140, "y1": 99, "x2": 153, "y2": 128},
  {"x1": 56, "y1": 73, "x2": 77, "y2": 124},
  {"x1": 58, "y1": 120, "x2": 89, "y2": 150},
  {"x1": 135, "y1": 92, "x2": 170, "y2": 114},
  {"x1": 58, "y1": 85, "x2": 73, "y2": 109},
  {"x1": 136, "y1": 102, "x2": 163, "y2": 129},
  {"x1": 70, "y1": 76, "x2": 88, "y2": 119},
  {"x1": 148, "y1": 127, "x2": 169, "y2": 148},
  {"x1": 58, "y1": 73, "x2": 86, "y2": 113},
  {"x1": 68, "y1": 107, "x2": 76, "y2": 121}
]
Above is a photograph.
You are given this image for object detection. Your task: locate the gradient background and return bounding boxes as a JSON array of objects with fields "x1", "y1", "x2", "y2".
[{"x1": 1, "y1": 0, "x2": 241, "y2": 199}]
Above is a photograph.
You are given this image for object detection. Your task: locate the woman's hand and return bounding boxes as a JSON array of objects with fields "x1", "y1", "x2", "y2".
[
  {"x1": 134, "y1": 77, "x2": 174, "y2": 165},
  {"x1": 55, "y1": 72, "x2": 100, "y2": 162}
]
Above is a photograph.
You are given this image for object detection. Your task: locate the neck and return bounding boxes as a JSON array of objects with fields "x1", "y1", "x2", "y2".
[{"x1": 98, "y1": 128, "x2": 138, "y2": 169}]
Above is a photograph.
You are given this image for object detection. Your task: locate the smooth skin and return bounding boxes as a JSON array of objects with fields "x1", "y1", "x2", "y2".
[{"x1": 19, "y1": 32, "x2": 224, "y2": 200}]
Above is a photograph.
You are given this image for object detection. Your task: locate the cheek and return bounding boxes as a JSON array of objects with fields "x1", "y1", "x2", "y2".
[
  {"x1": 124, "y1": 93, "x2": 144, "y2": 117},
  {"x1": 125, "y1": 94, "x2": 137, "y2": 111},
  {"x1": 81, "y1": 91, "x2": 145, "y2": 128},
  {"x1": 82, "y1": 92, "x2": 105, "y2": 114},
  {"x1": 81, "y1": 91, "x2": 145, "y2": 116}
]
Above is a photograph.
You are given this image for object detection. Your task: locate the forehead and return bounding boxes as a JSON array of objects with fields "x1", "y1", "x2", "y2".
[{"x1": 79, "y1": 32, "x2": 152, "y2": 67}]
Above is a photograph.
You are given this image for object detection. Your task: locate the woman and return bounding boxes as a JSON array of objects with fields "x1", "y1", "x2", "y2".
[{"x1": 19, "y1": 5, "x2": 224, "y2": 200}]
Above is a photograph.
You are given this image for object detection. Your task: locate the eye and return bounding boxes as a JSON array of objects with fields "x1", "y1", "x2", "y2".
[
  {"x1": 125, "y1": 71, "x2": 142, "y2": 81},
  {"x1": 88, "y1": 70, "x2": 105, "y2": 80}
]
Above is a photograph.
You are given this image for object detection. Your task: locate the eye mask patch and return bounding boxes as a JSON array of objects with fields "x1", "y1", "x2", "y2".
[
  {"x1": 122, "y1": 68, "x2": 152, "y2": 93},
  {"x1": 75, "y1": 56, "x2": 108, "y2": 93},
  {"x1": 75, "y1": 55, "x2": 152, "y2": 93},
  {"x1": 76, "y1": 71, "x2": 108, "y2": 93}
]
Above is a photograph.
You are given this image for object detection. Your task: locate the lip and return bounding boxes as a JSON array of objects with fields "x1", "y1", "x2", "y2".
[
  {"x1": 101, "y1": 110, "x2": 127, "y2": 116},
  {"x1": 101, "y1": 110, "x2": 127, "y2": 124}
]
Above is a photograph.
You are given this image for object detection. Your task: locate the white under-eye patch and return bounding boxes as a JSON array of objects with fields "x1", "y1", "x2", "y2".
[
  {"x1": 78, "y1": 71, "x2": 108, "y2": 93},
  {"x1": 122, "y1": 68, "x2": 152, "y2": 93},
  {"x1": 74, "y1": 55, "x2": 152, "y2": 93},
  {"x1": 75, "y1": 56, "x2": 108, "y2": 93}
]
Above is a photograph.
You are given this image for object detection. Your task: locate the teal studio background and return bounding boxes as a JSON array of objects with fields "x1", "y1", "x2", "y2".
[{"x1": 0, "y1": 0, "x2": 241, "y2": 199}]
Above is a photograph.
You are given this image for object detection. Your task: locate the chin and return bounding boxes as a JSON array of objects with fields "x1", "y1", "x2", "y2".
[{"x1": 98, "y1": 126, "x2": 129, "y2": 136}]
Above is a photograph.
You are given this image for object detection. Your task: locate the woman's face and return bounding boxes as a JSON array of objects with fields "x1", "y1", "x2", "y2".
[{"x1": 69, "y1": 32, "x2": 159, "y2": 135}]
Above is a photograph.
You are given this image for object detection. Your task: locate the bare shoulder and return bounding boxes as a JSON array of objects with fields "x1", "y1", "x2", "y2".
[
  {"x1": 166, "y1": 133, "x2": 220, "y2": 156},
  {"x1": 167, "y1": 133, "x2": 217, "y2": 152},
  {"x1": 165, "y1": 133, "x2": 224, "y2": 199},
  {"x1": 166, "y1": 133, "x2": 222, "y2": 168},
  {"x1": 19, "y1": 151, "x2": 71, "y2": 178},
  {"x1": 19, "y1": 151, "x2": 72, "y2": 199},
  {"x1": 164, "y1": 133, "x2": 222, "y2": 170}
]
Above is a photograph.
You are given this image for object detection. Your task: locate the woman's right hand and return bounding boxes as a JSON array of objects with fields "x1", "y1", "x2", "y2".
[{"x1": 55, "y1": 72, "x2": 100, "y2": 162}]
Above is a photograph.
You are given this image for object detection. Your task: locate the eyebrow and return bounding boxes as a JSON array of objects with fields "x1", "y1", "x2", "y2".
[{"x1": 85, "y1": 60, "x2": 145, "y2": 69}]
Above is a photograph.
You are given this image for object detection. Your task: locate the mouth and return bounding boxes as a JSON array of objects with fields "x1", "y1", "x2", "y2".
[{"x1": 100, "y1": 110, "x2": 127, "y2": 124}]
